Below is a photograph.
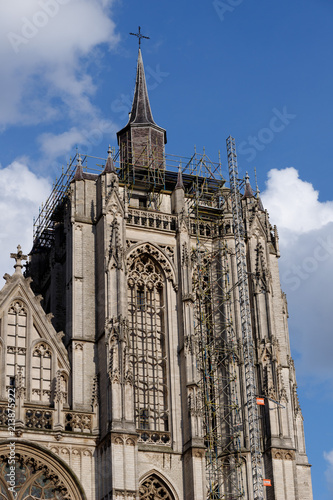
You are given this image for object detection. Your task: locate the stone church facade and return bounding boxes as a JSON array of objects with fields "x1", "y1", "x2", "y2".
[{"x1": 0, "y1": 49, "x2": 313, "y2": 500}]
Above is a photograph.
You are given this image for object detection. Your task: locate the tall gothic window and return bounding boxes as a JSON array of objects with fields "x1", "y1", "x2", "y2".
[
  {"x1": 6, "y1": 301, "x2": 27, "y2": 391},
  {"x1": 128, "y1": 254, "x2": 169, "y2": 432},
  {"x1": 31, "y1": 343, "x2": 52, "y2": 402}
]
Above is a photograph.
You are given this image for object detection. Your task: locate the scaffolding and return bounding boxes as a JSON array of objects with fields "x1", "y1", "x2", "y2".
[
  {"x1": 32, "y1": 149, "x2": 223, "y2": 252},
  {"x1": 226, "y1": 136, "x2": 264, "y2": 500},
  {"x1": 187, "y1": 150, "x2": 245, "y2": 499}
]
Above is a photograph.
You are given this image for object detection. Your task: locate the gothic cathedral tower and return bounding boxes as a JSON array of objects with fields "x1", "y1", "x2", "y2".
[{"x1": 0, "y1": 49, "x2": 313, "y2": 500}]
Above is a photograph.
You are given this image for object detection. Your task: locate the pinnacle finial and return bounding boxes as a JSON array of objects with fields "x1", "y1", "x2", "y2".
[
  {"x1": 254, "y1": 167, "x2": 260, "y2": 196},
  {"x1": 10, "y1": 245, "x2": 27, "y2": 274},
  {"x1": 175, "y1": 164, "x2": 184, "y2": 190},
  {"x1": 103, "y1": 145, "x2": 116, "y2": 174},
  {"x1": 73, "y1": 153, "x2": 84, "y2": 181},
  {"x1": 243, "y1": 172, "x2": 254, "y2": 199}
]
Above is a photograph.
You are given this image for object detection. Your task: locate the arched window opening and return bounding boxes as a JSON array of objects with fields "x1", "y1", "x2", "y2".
[
  {"x1": 32, "y1": 344, "x2": 52, "y2": 403},
  {"x1": 6, "y1": 301, "x2": 27, "y2": 393},
  {"x1": 128, "y1": 254, "x2": 169, "y2": 433},
  {"x1": 139, "y1": 474, "x2": 175, "y2": 499},
  {"x1": 0, "y1": 456, "x2": 74, "y2": 499}
]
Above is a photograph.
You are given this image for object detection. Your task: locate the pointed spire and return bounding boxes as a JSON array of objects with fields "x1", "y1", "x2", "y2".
[
  {"x1": 103, "y1": 145, "x2": 116, "y2": 173},
  {"x1": 73, "y1": 154, "x2": 84, "y2": 181},
  {"x1": 243, "y1": 172, "x2": 254, "y2": 198},
  {"x1": 254, "y1": 168, "x2": 265, "y2": 211},
  {"x1": 128, "y1": 49, "x2": 155, "y2": 125},
  {"x1": 175, "y1": 164, "x2": 184, "y2": 190},
  {"x1": 257, "y1": 195, "x2": 265, "y2": 212}
]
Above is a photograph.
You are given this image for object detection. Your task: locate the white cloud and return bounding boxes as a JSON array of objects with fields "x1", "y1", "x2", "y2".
[
  {"x1": 0, "y1": 161, "x2": 51, "y2": 280},
  {"x1": 0, "y1": 0, "x2": 119, "y2": 130},
  {"x1": 261, "y1": 168, "x2": 333, "y2": 385},
  {"x1": 38, "y1": 118, "x2": 118, "y2": 158},
  {"x1": 324, "y1": 450, "x2": 333, "y2": 494},
  {"x1": 262, "y1": 167, "x2": 333, "y2": 243}
]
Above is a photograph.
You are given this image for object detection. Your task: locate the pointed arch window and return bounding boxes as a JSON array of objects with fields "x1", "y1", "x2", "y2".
[
  {"x1": 128, "y1": 254, "x2": 169, "y2": 432},
  {"x1": 32, "y1": 343, "x2": 52, "y2": 402},
  {"x1": 139, "y1": 474, "x2": 175, "y2": 499},
  {"x1": 6, "y1": 301, "x2": 27, "y2": 392},
  {"x1": 0, "y1": 456, "x2": 80, "y2": 500}
]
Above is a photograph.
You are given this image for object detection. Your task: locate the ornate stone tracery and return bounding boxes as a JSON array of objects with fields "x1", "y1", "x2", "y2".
[
  {"x1": 127, "y1": 242, "x2": 176, "y2": 289},
  {"x1": 139, "y1": 475, "x2": 175, "y2": 499},
  {"x1": 0, "y1": 443, "x2": 85, "y2": 500}
]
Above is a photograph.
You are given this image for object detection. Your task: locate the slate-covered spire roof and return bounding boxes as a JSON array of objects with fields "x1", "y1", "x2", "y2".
[
  {"x1": 103, "y1": 145, "x2": 116, "y2": 173},
  {"x1": 129, "y1": 48, "x2": 155, "y2": 125},
  {"x1": 243, "y1": 172, "x2": 255, "y2": 198}
]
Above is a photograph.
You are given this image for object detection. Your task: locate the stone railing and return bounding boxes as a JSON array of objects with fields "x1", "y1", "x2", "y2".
[
  {"x1": 0, "y1": 404, "x2": 94, "y2": 434},
  {"x1": 127, "y1": 209, "x2": 177, "y2": 232},
  {"x1": 137, "y1": 429, "x2": 171, "y2": 446},
  {"x1": 26, "y1": 408, "x2": 53, "y2": 430},
  {"x1": 65, "y1": 412, "x2": 93, "y2": 433}
]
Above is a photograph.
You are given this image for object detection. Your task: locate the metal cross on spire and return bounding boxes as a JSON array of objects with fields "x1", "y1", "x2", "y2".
[{"x1": 129, "y1": 26, "x2": 150, "y2": 47}]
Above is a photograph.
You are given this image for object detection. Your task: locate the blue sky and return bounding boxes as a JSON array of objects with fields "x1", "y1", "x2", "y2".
[{"x1": 0, "y1": 0, "x2": 332, "y2": 497}]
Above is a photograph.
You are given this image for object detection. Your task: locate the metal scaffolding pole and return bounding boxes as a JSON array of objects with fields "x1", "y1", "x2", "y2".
[
  {"x1": 226, "y1": 136, "x2": 264, "y2": 500},
  {"x1": 187, "y1": 152, "x2": 244, "y2": 499}
]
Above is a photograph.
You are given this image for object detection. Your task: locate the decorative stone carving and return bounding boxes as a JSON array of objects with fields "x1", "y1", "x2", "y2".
[
  {"x1": 25, "y1": 408, "x2": 53, "y2": 430},
  {"x1": 8, "y1": 299, "x2": 26, "y2": 315},
  {"x1": 271, "y1": 448, "x2": 295, "y2": 460},
  {"x1": 108, "y1": 217, "x2": 124, "y2": 270},
  {"x1": 253, "y1": 242, "x2": 270, "y2": 292},
  {"x1": 259, "y1": 338, "x2": 281, "y2": 399},
  {"x1": 137, "y1": 430, "x2": 171, "y2": 446},
  {"x1": 127, "y1": 242, "x2": 176, "y2": 288},
  {"x1": 92, "y1": 374, "x2": 99, "y2": 407},
  {"x1": 187, "y1": 385, "x2": 202, "y2": 417},
  {"x1": 139, "y1": 475, "x2": 174, "y2": 499},
  {"x1": 65, "y1": 412, "x2": 93, "y2": 433},
  {"x1": 106, "y1": 315, "x2": 132, "y2": 385},
  {"x1": 55, "y1": 370, "x2": 67, "y2": 404},
  {"x1": 15, "y1": 365, "x2": 25, "y2": 399},
  {"x1": 112, "y1": 435, "x2": 124, "y2": 445},
  {"x1": 292, "y1": 385, "x2": 303, "y2": 417},
  {"x1": 159, "y1": 244, "x2": 175, "y2": 261},
  {"x1": 182, "y1": 242, "x2": 189, "y2": 266},
  {"x1": 178, "y1": 208, "x2": 189, "y2": 234}
]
